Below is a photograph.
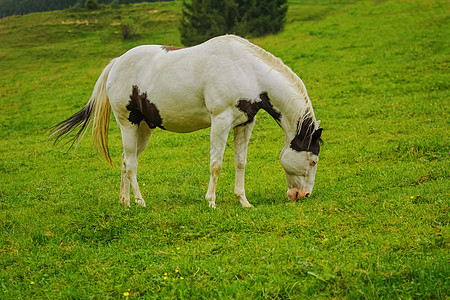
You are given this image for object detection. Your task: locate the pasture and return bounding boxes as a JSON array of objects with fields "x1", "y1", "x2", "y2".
[{"x1": 0, "y1": 0, "x2": 448, "y2": 298}]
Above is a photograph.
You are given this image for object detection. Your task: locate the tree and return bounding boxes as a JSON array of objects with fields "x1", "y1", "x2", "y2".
[
  {"x1": 180, "y1": 0, "x2": 238, "y2": 46},
  {"x1": 234, "y1": 0, "x2": 288, "y2": 37},
  {"x1": 180, "y1": 0, "x2": 287, "y2": 46}
]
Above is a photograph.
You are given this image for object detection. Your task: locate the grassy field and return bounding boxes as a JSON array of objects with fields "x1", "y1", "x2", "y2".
[{"x1": 0, "y1": 0, "x2": 449, "y2": 298}]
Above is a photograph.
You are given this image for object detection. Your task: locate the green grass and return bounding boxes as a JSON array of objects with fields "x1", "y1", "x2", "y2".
[{"x1": 0, "y1": 0, "x2": 449, "y2": 298}]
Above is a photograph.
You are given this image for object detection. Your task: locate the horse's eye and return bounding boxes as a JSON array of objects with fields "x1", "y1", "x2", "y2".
[{"x1": 311, "y1": 160, "x2": 317, "y2": 166}]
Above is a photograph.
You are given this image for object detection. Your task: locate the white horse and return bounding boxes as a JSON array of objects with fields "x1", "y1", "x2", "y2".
[{"x1": 50, "y1": 35, "x2": 323, "y2": 208}]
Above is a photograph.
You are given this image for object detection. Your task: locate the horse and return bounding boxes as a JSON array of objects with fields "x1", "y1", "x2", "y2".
[{"x1": 50, "y1": 35, "x2": 323, "y2": 208}]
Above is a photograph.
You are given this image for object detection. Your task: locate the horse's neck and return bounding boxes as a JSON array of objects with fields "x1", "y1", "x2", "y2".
[
  {"x1": 237, "y1": 40, "x2": 314, "y2": 143},
  {"x1": 260, "y1": 70, "x2": 314, "y2": 145}
]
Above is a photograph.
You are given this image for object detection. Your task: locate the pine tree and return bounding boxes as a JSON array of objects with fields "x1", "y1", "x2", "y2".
[
  {"x1": 234, "y1": 0, "x2": 288, "y2": 37},
  {"x1": 180, "y1": 0, "x2": 238, "y2": 46},
  {"x1": 180, "y1": 0, "x2": 287, "y2": 46}
]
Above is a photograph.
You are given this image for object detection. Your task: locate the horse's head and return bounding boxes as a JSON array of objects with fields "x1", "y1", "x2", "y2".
[{"x1": 280, "y1": 116, "x2": 323, "y2": 201}]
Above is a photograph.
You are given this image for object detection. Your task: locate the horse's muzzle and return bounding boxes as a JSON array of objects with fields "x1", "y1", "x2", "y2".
[{"x1": 287, "y1": 188, "x2": 311, "y2": 201}]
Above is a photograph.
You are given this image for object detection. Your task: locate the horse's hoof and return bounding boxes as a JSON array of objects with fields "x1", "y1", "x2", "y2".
[
  {"x1": 241, "y1": 202, "x2": 253, "y2": 208},
  {"x1": 135, "y1": 199, "x2": 146, "y2": 207},
  {"x1": 120, "y1": 198, "x2": 131, "y2": 207}
]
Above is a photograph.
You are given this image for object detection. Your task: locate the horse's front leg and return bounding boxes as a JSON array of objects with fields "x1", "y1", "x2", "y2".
[
  {"x1": 233, "y1": 119, "x2": 256, "y2": 208},
  {"x1": 205, "y1": 112, "x2": 233, "y2": 208}
]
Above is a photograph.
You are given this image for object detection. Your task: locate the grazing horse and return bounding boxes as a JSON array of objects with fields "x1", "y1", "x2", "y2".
[{"x1": 50, "y1": 35, "x2": 323, "y2": 208}]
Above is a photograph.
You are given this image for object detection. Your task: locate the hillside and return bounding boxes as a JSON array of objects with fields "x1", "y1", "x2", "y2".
[{"x1": 0, "y1": 0, "x2": 448, "y2": 298}]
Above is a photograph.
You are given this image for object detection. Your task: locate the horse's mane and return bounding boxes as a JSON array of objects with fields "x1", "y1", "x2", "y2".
[{"x1": 223, "y1": 35, "x2": 315, "y2": 128}]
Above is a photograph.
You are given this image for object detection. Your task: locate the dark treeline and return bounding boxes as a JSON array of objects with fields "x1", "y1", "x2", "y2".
[{"x1": 0, "y1": 0, "x2": 173, "y2": 18}]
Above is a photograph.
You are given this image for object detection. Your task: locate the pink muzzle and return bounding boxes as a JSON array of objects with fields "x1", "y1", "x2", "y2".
[{"x1": 287, "y1": 188, "x2": 311, "y2": 201}]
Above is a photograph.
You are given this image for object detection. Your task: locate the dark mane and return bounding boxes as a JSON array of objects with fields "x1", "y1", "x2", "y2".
[{"x1": 290, "y1": 114, "x2": 323, "y2": 155}]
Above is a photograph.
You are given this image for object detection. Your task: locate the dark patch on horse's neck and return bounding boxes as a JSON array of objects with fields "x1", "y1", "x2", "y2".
[
  {"x1": 260, "y1": 92, "x2": 282, "y2": 122},
  {"x1": 161, "y1": 45, "x2": 186, "y2": 52},
  {"x1": 126, "y1": 85, "x2": 165, "y2": 130},
  {"x1": 235, "y1": 92, "x2": 281, "y2": 126},
  {"x1": 290, "y1": 114, "x2": 322, "y2": 155}
]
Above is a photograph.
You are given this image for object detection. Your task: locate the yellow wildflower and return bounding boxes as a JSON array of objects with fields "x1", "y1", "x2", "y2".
[{"x1": 123, "y1": 291, "x2": 130, "y2": 297}]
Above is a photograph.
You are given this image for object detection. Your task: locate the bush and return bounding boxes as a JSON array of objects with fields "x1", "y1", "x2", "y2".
[
  {"x1": 180, "y1": 0, "x2": 288, "y2": 46},
  {"x1": 121, "y1": 17, "x2": 135, "y2": 39},
  {"x1": 121, "y1": 24, "x2": 133, "y2": 39},
  {"x1": 85, "y1": 0, "x2": 99, "y2": 10}
]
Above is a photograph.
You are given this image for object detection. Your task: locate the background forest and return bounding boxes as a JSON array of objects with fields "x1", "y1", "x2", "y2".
[{"x1": 0, "y1": 0, "x2": 173, "y2": 18}]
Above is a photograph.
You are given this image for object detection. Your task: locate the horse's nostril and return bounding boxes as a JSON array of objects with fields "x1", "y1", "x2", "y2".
[
  {"x1": 295, "y1": 191, "x2": 299, "y2": 199},
  {"x1": 305, "y1": 193, "x2": 310, "y2": 197}
]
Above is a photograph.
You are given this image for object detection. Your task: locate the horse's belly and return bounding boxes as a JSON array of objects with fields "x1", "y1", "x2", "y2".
[
  {"x1": 156, "y1": 98, "x2": 211, "y2": 133},
  {"x1": 160, "y1": 109, "x2": 211, "y2": 133}
]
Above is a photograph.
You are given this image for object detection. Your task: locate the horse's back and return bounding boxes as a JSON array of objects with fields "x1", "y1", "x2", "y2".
[{"x1": 107, "y1": 36, "x2": 261, "y2": 132}]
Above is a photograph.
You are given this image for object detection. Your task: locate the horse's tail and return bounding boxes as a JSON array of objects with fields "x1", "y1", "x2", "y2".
[{"x1": 49, "y1": 58, "x2": 118, "y2": 166}]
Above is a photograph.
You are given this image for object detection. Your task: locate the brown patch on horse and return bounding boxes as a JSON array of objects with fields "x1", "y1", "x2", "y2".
[
  {"x1": 161, "y1": 45, "x2": 186, "y2": 52},
  {"x1": 236, "y1": 92, "x2": 281, "y2": 126},
  {"x1": 126, "y1": 85, "x2": 165, "y2": 129},
  {"x1": 290, "y1": 115, "x2": 322, "y2": 155}
]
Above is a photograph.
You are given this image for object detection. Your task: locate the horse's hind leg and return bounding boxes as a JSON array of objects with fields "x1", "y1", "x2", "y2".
[
  {"x1": 234, "y1": 118, "x2": 255, "y2": 208},
  {"x1": 135, "y1": 122, "x2": 152, "y2": 206},
  {"x1": 119, "y1": 123, "x2": 151, "y2": 207},
  {"x1": 120, "y1": 151, "x2": 131, "y2": 206},
  {"x1": 137, "y1": 122, "x2": 152, "y2": 157}
]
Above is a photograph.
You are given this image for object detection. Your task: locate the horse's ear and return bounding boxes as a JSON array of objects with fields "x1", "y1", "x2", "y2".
[{"x1": 315, "y1": 120, "x2": 321, "y2": 129}]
